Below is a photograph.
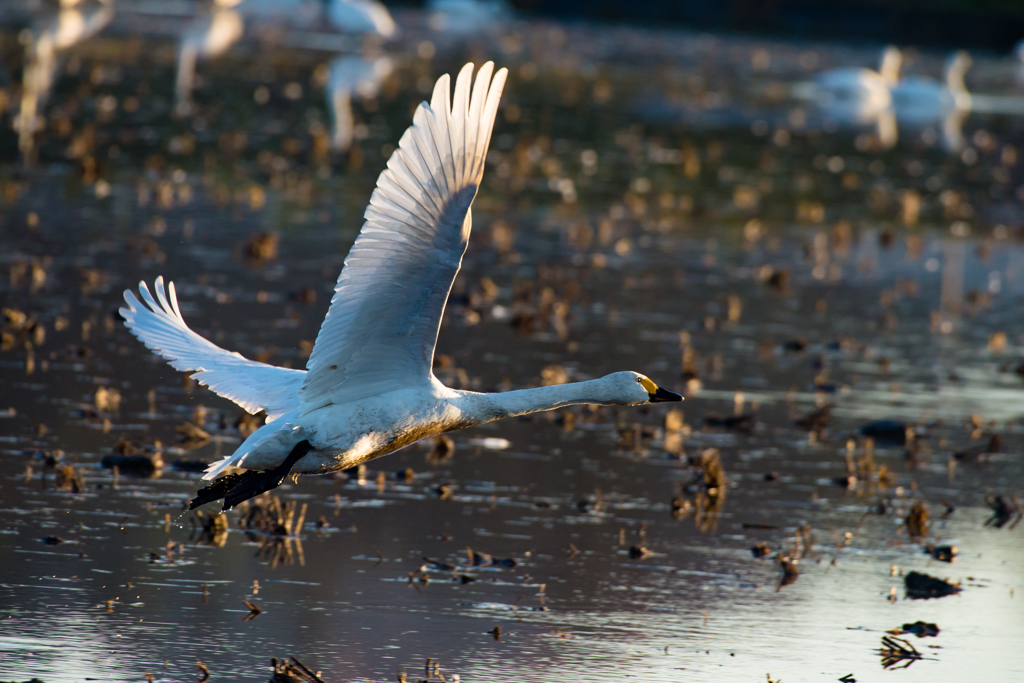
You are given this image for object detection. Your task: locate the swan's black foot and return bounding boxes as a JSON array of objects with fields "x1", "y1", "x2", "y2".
[{"x1": 189, "y1": 440, "x2": 313, "y2": 511}]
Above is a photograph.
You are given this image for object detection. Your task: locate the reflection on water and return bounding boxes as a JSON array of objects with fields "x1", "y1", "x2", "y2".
[{"x1": 0, "y1": 4, "x2": 1023, "y2": 682}]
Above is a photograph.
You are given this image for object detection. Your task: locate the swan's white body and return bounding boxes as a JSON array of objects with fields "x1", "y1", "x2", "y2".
[
  {"x1": 121, "y1": 62, "x2": 677, "y2": 484},
  {"x1": 326, "y1": 55, "x2": 394, "y2": 150},
  {"x1": 891, "y1": 51, "x2": 972, "y2": 122},
  {"x1": 888, "y1": 51, "x2": 972, "y2": 151},
  {"x1": 808, "y1": 46, "x2": 902, "y2": 121}
]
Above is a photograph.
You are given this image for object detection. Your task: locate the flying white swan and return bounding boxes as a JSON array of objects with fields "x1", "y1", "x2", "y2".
[
  {"x1": 121, "y1": 62, "x2": 682, "y2": 510},
  {"x1": 17, "y1": 0, "x2": 115, "y2": 156},
  {"x1": 326, "y1": 54, "x2": 393, "y2": 151},
  {"x1": 175, "y1": 2, "x2": 245, "y2": 116}
]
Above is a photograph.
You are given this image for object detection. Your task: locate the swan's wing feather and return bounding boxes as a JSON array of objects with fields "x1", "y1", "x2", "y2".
[
  {"x1": 121, "y1": 277, "x2": 305, "y2": 420},
  {"x1": 300, "y1": 62, "x2": 506, "y2": 409}
]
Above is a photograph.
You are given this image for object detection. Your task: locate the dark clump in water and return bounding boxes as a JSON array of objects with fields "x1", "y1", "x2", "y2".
[
  {"x1": 466, "y1": 548, "x2": 517, "y2": 568},
  {"x1": 926, "y1": 544, "x2": 958, "y2": 562},
  {"x1": 904, "y1": 501, "x2": 930, "y2": 539},
  {"x1": 879, "y1": 635, "x2": 926, "y2": 670},
  {"x1": 190, "y1": 510, "x2": 229, "y2": 547},
  {"x1": 173, "y1": 457, "x2": 210, "y2": 473},
  {"x1": 905, "y1": 571, "x2": 962, "y2": 599},
  {"x1": 270, "y1": 655, "x2": 325, "y2": 682},
  {"x1": 101, "y1": 452, "x2": 163, "y2": 476},
  {"x1": 985, "y1": 495, "x2": 1022, "y2": 529},
  {"x1": 859, "y1": 420, "x2": 909, "y2": 447},
  {"x1": 898, "y1": 620, "x2": 941, "y2": 637}
]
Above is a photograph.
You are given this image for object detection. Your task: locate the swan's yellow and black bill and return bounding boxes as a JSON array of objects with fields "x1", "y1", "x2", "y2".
[
  {"x1": 649, "y1": 386, "x2": 683, "y2": 403},
  {"x1": 639, "y1": 377, "x2": 683, "y2": 403}
]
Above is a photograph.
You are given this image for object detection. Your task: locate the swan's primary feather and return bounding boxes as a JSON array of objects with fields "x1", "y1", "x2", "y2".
[
  {"x1": 299, "y1": 62, "x2": 507, "y2": 410},
  {"x1": 120, "y1": 276, "x2": 305, "y2": 421}
]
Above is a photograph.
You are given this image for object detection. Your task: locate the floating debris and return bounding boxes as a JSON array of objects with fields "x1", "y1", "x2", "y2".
[
  {"x1": 466, "y1": 547, "x2": 517, "y2": 568},
  {"x1": 674, "y1": 448, "x2": 727, "y2": 531},
  {"x1": 895, "y1": 621, "x2": 940, "y2": 637},
  {"x1": 238, "y1": 496, "x2": 308, "y2": 567},
  {"x1": 190, "y1": 510, "x2": 229, "y2": 547},
  {"x1": 859, "y1": 420, "x2": 912, "y2": 447},
  {"x1": 925, "y1": 544, "x2": 957, "y2": 563},
  {"x1": 904, "y1": 571, "x2": 961, "y2": 599},
  {"x1": 703, "y1": 412, "x2": 755, "y2": 433},
  {"x1": 173, "y1": 458, "x2": 210, "y2": 473},
  {"x1": 243, "y1": 599, "x2": 264, "y2": 621},
  {"x1": 795, "y1": 405, "x2": 831, "y2": 433},
  {"x1": 176, "y1": 421, "x2": 212, "y2": 448},
  {"x1": 53, "y1": 463, "x2": 85, "y2": 493},
  {"x1": 468, "y1": 437, "x2": 511, "y2": 450},
  {"x1": 425, "y1": 434, "x2": 455, "y2": 464},
  {"x1": 237, "y1": 411, "x2": 268, "y2": 439},
  {"x1": 241, "y1": 496, "x2": 306, "y2": 536},
  {"x1": 242, "y1": 232, "x2": 280, "y2": 265},
  {"x1": 628, "y1": 545, "x2": 654, "y2": 560},
  {"x1": 904, "y1": 501, "x2": 930, "y2": 539},
  {"x1": 985, "y1": 495, "x2": 1022, "y2": 529},
  {"x1": 777, "y1": 552, "x2": 799, "y2": 588},
  {"x1": 101, "y1": 452, "x2": 163, "y2": 476},
  {"x1": 878, "y1": 635, "x2": 926, "y2": 670},
  {"x1": 270, "y1": 656, "x2": 325, "y2": 683}
]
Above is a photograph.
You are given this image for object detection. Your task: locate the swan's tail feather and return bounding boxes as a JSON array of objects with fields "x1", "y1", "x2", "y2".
[{"x1": 202, "y1": 455, "x2": 236, "y2": 480}]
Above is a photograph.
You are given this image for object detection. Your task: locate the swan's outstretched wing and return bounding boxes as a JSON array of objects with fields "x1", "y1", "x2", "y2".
[
  {"x1": 300, "y1": 62, "x2": 506, "y2": 410},
  {"x1": 121, "y1": 277, "x2": 305, "y2": 421}
]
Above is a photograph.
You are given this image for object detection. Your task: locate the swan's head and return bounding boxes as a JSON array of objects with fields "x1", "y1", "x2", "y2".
[{"x1": 604, "y1": 371, "x2": 683, "y2": 406}]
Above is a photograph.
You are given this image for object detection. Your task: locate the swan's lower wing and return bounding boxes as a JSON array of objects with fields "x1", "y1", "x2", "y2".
[
  {"x1": 121, "y1": 277, "x2": 305, "y2": 421},
  {"x1": 299, "y1": 62, "x2": 506, "y2": 410}
]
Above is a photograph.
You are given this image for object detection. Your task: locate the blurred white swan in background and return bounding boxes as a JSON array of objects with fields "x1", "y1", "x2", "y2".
[
  {"x1": 805, "y1": 45, "x2": 901, "y2": 117},
  {"x1": 892, "y1": 50, "x2": 972, "y2": 118},
  {"x1": 175, "y1": 0, "x2": 244, "y2": 116},
  {"x1": 326, "y1": 54, "x2": 393, "y2": 150},
  {"x1": 174, "y1": 0, "x2": 394, "y2": 116},
  {"x1": 17, "y1": 0, "x2": 114, "y2": 156},
  {"x1": 326, "y1": 0, "x2": 396, "y2": 37},
  {"x1": 222, "y1": 0, "x2": 392, "y2": 34},
  {"x1": 427, "y1": 0, "x2": 509, "y2": 34},
  {"x1": 121, "y1": 62, "x2": 682, "y2": 510},
  {"x1": 891, "y1": 51, "x2": 972, "y2": 151},
  {"x1": 792, "y1": 46, "x2": 901, "y2": 147}
]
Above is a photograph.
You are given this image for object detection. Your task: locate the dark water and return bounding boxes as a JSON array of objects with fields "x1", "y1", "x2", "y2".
[{"x1": 1, "y1": 4, "x2": 1023, "y2": 681}]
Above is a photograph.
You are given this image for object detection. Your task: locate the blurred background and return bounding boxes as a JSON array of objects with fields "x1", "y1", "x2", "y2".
[{"x1": 0, "y1": 1, "x2": 1022, "y2": 681}]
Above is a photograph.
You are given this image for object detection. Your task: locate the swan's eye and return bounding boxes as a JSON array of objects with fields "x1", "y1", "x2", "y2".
[{"x1": 638, "y1": 377, "x2": 658, "y2": 394}]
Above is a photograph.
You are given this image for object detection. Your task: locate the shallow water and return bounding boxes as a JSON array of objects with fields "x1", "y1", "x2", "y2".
[{"x1": 1, "y1": 5, "x2": 1023, "y2": 682}]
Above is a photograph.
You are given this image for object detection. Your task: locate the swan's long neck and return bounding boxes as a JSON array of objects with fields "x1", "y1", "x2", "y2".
[
  {"x1": 455, "y1": 379, "x2": 622, "y2": 426},
  {"x1": 945, "y1": 54, "x2": 972, "y2": 109},
  {"x1": 878, "y1": 47, "x2": 902, "y2": 85}
]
